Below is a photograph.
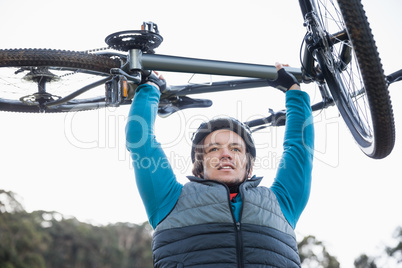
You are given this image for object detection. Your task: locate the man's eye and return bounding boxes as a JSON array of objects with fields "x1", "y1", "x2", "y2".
[
  {"x1": 208, "y1": 147, "x2": 218, "y2": 152},
  {"x1": 232, "y1": 147, "x2": 241, "y2": 152}
]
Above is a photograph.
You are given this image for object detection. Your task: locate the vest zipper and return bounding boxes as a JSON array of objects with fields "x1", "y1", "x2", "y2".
[
  {"x1": 224, "y1": 185, "x2": 244, "y2": 268},
  {"x1": 235, "y1": 222, "x2": 243, "y2": 267},
  {"x1": 237, "y1": 184, "x2": 246, "y2": 268}
]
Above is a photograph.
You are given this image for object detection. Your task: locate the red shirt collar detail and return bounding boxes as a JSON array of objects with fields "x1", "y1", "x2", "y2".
[{"x1": 230, "y1": 193, "x2": 238, "y2": 200}]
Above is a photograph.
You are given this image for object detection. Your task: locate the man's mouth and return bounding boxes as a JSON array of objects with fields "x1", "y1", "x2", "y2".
[{"x1": 217, "y1": 163, "x2": 235, "y2": 170}]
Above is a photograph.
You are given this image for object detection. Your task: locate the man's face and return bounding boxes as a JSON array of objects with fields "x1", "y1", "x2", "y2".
[{"x1": 202, "y1": 129, "x2": 252, "y2": 186}]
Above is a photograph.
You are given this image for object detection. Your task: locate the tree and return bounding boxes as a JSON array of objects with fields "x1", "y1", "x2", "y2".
[
  {"x1": 298, "y1": 235, "x2": 340, "y2": 268},
  {"x1": 0, "y1": 191, "x2": 48, "y2": 268},
  {"x1": 0, "y1": 190, "x2": 153, "y2": 268},
  {"x1": 41, "y1": 213, "x2": 153, "y2": 268},
  {"x1": 0, "y1": 190, "x2": 24, "y2": 213},
  {"x1": 354, "y1": 226, "x2": 402, "y2": 267},
  {"x1": 386, "y1": 226, "x2": 402, "y2": 263},
  {"x1": 354, "y1": 254, "x2": 377, "y2": 268}
]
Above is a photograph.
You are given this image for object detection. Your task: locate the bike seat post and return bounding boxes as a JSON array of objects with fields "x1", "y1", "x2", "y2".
[{"x1": 129, "y1": 49, "x2": 142, "y2": 71}]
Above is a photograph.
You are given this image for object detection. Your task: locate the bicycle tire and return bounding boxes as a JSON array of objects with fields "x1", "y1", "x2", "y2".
[
  {"x1": 0, "y1": 49, "x2": 120, "y2": 113},
  {"x1": 312, "y1": 0, "x2": 395, "y2": 159}
]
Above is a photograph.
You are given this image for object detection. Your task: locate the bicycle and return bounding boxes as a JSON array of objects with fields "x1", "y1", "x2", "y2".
[{"x1": 0, "y1": 0, "x2": 399, "y2": 159}]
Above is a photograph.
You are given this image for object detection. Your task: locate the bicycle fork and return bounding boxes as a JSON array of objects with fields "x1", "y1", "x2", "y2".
[{"x1": 299, "y1": 6, "x2": 339, "y2": 112}]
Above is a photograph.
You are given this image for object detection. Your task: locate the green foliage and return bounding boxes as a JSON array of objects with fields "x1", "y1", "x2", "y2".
[
  {"x1": 355, "y1": 226, "x2": 402, "y2": 267},
  {"x1": 298, "y1": 235, "x2": 340, "y2": 268},
  {"x1": 386, "y1": 226, "x2": 402, "y2": 262},
  {"x1": 0, "y1": 191, "x2": 48, "y2": 268},
  {"x1": 354, "y1": 254, "x2": 377, "y2": 268},
  {"x1": 0, "y1": 190, "x2": 153, "y2": 268}
]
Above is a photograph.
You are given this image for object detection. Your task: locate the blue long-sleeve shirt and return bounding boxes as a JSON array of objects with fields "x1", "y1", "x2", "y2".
[{"x1": 126, "y1": 84, "x2": 314, "y2": 229}]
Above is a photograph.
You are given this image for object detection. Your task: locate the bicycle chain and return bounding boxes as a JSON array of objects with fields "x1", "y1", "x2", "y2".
[{"x1": 83, "y1": 46, "x2": 112, "y2": 54}]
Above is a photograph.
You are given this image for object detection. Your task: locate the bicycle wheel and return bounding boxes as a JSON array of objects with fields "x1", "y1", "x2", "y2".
[
  {"x1": 0, "y1": 49, "x2": 120, "y2": 113},
  {"x1": 311, "y1": 0, "x2": 395, "y2": 159}
]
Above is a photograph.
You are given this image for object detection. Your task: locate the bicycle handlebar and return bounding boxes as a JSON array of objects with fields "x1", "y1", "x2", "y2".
[
  {"x1": 244, "y1": 97, "x2": 335, "y2": 130},
  {"x1": 245, "y1": 109, "x2": 286, "y2": 129},
  {"x1": 387, "y1": 69, "x2": 402, "y2": 84}
]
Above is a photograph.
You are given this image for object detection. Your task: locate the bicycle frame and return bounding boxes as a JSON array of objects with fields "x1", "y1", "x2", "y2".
[
  {"x1": 102, "y1": 48, "x2": 334, "y2": 125},
  {"x1": 43, "y1": 51, "x2": 305, "y2": 112},
  {"x1": 139, "y1": 53, "x2": 302, "y2": 81}
]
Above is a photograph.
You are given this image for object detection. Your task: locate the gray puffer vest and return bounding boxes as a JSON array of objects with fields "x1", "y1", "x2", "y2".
[{"x1": 152, "y1": 176, "x2": 301, "y2": 268}]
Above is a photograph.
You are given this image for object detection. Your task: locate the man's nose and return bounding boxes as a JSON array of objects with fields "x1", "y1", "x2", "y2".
[{"x1": 220, "y1": 147, "x2": 232, "y2": 159}]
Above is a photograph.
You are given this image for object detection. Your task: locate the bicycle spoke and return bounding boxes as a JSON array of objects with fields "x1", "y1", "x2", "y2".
[
  {"x1": 314, "y1": 0, "x2": 374, "y2": 141},
  {"x1": 0, "y1": 67, "x2": 106, "y2": 104}
]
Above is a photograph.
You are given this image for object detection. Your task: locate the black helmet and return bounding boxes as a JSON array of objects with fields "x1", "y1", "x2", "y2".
[{"x1": 191, "y1": 117, "x2": 256, "y2": 163}]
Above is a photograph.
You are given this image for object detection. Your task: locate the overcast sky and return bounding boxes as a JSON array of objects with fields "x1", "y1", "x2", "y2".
[{"x1": 1, "y1": 0, "x2": 402, "y2": 266}]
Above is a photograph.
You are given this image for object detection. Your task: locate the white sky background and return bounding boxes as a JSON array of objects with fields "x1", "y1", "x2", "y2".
[{"x1": 1, "y1": 0, "x2": 402, "y2": 266}]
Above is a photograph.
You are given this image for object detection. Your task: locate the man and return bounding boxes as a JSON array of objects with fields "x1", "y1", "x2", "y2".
[{"x1": 126, "y1": 63, "x2": 314, "y2": 267}]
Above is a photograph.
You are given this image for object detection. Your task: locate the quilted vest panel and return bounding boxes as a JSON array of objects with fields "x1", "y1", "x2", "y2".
[{"x1": 153, "y1": 177, "x2": 301, "y2": 267}]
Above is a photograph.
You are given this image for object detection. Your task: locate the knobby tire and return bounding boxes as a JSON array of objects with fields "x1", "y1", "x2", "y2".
[
  {"x1": 313, "y1": 0, "x2": 395, "y2": 159},
  {"x1": 0, "y1": 49, "x2": 119, "y2": 113}
]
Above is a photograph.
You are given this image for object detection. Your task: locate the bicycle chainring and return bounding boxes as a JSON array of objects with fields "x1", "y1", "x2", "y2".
[{"x1": 104, "y1": 30, "x2": 163, "y2": 53}]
